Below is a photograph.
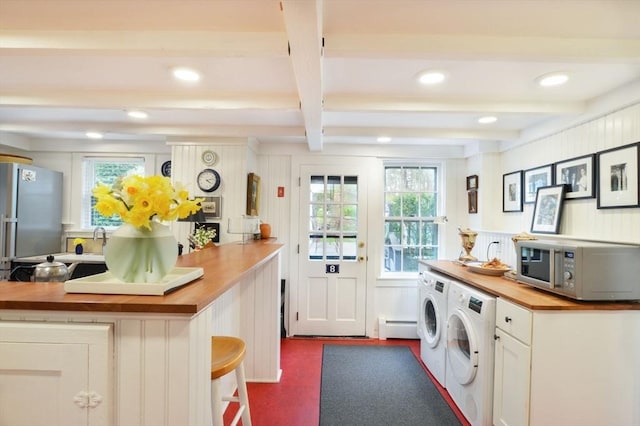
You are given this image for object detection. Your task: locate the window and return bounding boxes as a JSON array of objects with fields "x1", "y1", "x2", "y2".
[
  {"x1": 383, "y1": 165, "x2": 440, "y2": 273},
  {"x1": 81, "y1": 157, "x2": 145, "y2": 229}
]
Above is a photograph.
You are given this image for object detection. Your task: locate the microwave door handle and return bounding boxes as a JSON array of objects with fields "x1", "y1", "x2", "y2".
[{"x1": 551, "y1": 249, "x2": 563, "y2": 288}]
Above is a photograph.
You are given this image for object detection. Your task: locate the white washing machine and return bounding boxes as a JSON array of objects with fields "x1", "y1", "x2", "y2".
[
  {"x1": 445, "y1": 281, "x2": 496, "y2": 426},
  {"x1": 417, "y1": 268, "x2": 450, "y2": 388}
]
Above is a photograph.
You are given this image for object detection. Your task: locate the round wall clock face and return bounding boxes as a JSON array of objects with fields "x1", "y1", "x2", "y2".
[
  {"x1": 201, "y1": 150, "x2": 218, "y2": 166},
  {"x1": 197, "y1": 168, "x2": 221, "y2": 192},
  {"x1": 161, "y1": 160, "x2": 171, "y2": 177}
]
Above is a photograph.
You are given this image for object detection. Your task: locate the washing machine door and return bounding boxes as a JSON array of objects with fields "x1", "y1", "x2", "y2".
[
  {"x1": 447, "y1": 309, "x2": 478, "y2": 385},
  {"x1": 420, "y1": 294, "x2": 442, "y2": 348}
]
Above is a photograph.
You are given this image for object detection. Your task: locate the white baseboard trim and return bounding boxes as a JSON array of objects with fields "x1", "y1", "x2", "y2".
[{"x1": 378, "y1": 316, "x2": 418, "y2": 340}]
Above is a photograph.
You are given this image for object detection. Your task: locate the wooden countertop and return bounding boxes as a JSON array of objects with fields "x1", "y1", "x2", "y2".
[
  {"x1": 0, "y1": 239, "x2": 283, "y2": 314},
  {"x1": 425, "y1": 260, "x2": 640, "y2": 311}
]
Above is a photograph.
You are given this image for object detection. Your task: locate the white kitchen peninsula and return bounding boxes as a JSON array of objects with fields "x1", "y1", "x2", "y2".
[{"x1": 0, "y1": 240, "x2": 283, "y2": 426}]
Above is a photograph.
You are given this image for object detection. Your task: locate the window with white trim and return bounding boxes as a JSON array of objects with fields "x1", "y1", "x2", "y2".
[
  {"x1": 383, "y1": 164, "x2": 441, "y2": 273},
  {"x1": 81, "y1": 157, "x2": 145, "y2": 229}
]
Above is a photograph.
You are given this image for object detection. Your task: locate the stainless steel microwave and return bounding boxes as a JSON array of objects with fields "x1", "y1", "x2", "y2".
[{"x1": 515, "y1": 239, "x2": 640, "y2": 301}]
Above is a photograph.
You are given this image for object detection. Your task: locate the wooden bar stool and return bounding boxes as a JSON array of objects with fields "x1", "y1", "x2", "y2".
[{"x1": 211, "y1": 336, "x2": 252, "y2": 426}]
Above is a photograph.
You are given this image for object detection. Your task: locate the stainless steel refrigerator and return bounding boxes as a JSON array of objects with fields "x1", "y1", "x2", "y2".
[{"x1": 1, "y1": 162, "x2": 63, "y2": 280}]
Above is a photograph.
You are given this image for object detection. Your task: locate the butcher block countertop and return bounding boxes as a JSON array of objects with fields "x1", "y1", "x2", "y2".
[
  {"x1": 0, "y1": 239, "x2": 283, "y2": 314},
  {"x1": 425, "y1": 260, "x2": 640, "y2": 311}
]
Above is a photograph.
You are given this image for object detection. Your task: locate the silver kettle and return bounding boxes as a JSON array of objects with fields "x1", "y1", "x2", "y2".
[{"x1": 33, "y1": 255, "x2": 72, "y2": 282}]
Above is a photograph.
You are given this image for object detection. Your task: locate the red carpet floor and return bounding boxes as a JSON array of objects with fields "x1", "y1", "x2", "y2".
[{"x1": 224, "y1": 337, "x2": 469, "y2": 426}]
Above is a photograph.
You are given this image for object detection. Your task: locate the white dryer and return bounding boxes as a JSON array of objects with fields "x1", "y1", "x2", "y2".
[
  {"x1": 446, "y1": 281, "x2": 496, "y2": 426},
  {"x1": 417, "y1": 268, "x2": 450, "y2": 388}
]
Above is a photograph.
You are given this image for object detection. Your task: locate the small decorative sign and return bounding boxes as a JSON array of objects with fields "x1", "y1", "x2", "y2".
[{"x1": 325, "y1": 264, "x2": 340, "y2": 274}]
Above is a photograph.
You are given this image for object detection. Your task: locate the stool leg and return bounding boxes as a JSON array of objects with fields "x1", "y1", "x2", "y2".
[
  {"x1": 235, "y1": 361, "x2": 252, "y2": 426},
  {"x1": 211, "y1": 378, "x2": 224, "y2": 426}
]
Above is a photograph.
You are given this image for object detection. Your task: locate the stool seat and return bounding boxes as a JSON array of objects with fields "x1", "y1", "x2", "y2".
[
  {"x1": 211, "y1": 336, "x2": 251, "y2": 426},
  {"x1": 211, "y1": 336, "x2": 246, "y2": 379}
]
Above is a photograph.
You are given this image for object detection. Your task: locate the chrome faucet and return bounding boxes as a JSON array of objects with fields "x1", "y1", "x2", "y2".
[{"x1": 93, "y1": 226, "x2": 107, "y2": 253}]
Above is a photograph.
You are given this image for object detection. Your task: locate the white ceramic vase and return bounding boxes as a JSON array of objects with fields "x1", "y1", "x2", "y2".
[{"x1": 105, "y1": 222, "x2": 178, "y2": 283}]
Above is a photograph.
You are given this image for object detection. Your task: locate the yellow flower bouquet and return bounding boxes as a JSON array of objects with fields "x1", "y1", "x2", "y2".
[
  {"x1": 93, "y1": 175, "x2": 202, "y2": 230},
  {"x1": 73, "y1": 238, "x2": 86, "y2": 246},
  {"x1": 92, "y1": 175, "x2": 203, "y2": 283}
]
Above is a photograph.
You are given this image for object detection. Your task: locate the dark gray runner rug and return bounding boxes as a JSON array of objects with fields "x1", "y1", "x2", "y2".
[{"x1": 320, "y1": 344, "x2": 461, "y2": 426}]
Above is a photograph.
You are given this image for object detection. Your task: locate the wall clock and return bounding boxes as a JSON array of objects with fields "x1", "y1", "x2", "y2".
[
  {"x1": 161, "y1": 160, "x2": 171, "y2": 177},
  {"x1": 197, "y1": 168, "x2": 221, "y2": 193},
  {"x1": 201, "y1": 150, "x2": 218, "y2": 166}
]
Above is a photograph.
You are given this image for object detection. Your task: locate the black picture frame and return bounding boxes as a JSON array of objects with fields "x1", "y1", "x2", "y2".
[
  {"x1": 503, "y1": 170, "x2": 523, "y2": 212},
  {"x1": 531, "y1": 184, "x2": 568, "y2": 234},
  {"x1": 554, "y1": 154, "x2": 595, "y2": 200},
  {"x1": 466, "y1": 175, "x2": 478, "y2": 190},
  {"x1": 468, "y1": 190, "x2": 478, "y2": 214},
  {"x1": 596, "y1": 142, "x2": 640, "y2": 209},
  {"x1": 523, "y1": 164, "x2": 553, "y2": 204}
]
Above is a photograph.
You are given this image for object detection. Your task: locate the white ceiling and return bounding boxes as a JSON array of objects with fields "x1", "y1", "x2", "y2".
[{"x1": 1, "y1": 0, "x2": 639, "y2": 152}]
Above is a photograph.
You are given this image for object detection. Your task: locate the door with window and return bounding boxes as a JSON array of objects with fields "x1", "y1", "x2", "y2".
[{"x1": 297, "y1": 165, "x2": 368, "y2": 336}]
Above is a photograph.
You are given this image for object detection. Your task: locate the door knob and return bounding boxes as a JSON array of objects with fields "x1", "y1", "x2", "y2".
[{"x1": 358, "y1": 256, "x2": 366, "y2": 262}]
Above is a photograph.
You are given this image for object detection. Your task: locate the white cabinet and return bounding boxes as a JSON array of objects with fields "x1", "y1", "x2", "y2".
[
  {"x1": 493, "y1": 298, "x2": 640, "y2": 426},
  {"x1": 0, "y1": 322, "x2": 113, "y2": 426},
  {"x1": 493, "y1": 299, "x2": 532, "y2": 426}
]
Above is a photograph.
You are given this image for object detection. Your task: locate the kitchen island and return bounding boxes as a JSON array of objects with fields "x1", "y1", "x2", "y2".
[
  {"x1": 424, "y1": 260, "x2": 640, "y2": 426},
  {"x1": 0, "y1": 239, "x2": 283, "y2": 426}
]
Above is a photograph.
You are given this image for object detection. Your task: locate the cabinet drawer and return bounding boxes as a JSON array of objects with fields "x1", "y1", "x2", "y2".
[{"x1": 496, "y1": 298, "x2": 532, "y2": 345}]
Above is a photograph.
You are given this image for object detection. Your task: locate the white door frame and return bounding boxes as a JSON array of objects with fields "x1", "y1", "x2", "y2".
[{"x1": 288, "y1": 156, "x2": 380, "y2": 337}]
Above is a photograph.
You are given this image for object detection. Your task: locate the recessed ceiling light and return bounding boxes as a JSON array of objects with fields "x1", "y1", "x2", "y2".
[
  {"x1": 478, "y1": 116, "x2": 497, "y2": 124},
  {"x1": 537, "y1": 72, "x2": 569, "y2": 87},
  {"x1": 127, "y1": 110, "x2": 148, "y2": 119},
  {"x1": 86, "y1": 131, "x2": 103, "y2": 139},
  {"x1": 377, "y1": 136, "x2": 392, "y2": 143},
  {"x1": 172, "y1": 67, "x2": 201, "y2": 82},
  {"x1": 418, "y1": 70, "x2": 447, "y2": 85}
]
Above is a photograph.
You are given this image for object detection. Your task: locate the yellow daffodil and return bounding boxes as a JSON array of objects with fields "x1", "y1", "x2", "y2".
[
  {"x1": 73, "y1": 238, "x2": 86, "y2": 246},
  {"x1": 92, "y1": 175, "x2": 203, "y2": 230}
]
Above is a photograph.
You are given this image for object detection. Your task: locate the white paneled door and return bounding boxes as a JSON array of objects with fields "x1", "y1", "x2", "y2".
[{"x1": 297, "y1": 165, "x2": 368, "y2": 336}]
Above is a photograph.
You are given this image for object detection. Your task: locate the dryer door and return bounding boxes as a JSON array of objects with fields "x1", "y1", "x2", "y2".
[
  {"x1": 447, "y1": 309, "x2": 478, "y2": 385},
  {"x1": 421, "y1": 294, "x2": 442, "y2": 348}
]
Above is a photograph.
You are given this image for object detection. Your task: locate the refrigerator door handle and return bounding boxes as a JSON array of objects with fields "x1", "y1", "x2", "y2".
[{"x1": 1, "y1": 214, "x2": 18, "y2": 262}]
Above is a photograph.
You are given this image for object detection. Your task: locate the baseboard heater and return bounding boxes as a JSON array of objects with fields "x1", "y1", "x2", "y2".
[{"x1": 378, "y1": 316, "x2": 418, "y2": 340}]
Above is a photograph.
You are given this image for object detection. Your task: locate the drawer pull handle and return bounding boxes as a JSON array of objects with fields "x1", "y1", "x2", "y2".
[
  {"x1": 504, "y1": 316, "x2": 512, "y2": 323},
  {"x1": 494, "y1": 334, "x2": 500, "y2": 340}
]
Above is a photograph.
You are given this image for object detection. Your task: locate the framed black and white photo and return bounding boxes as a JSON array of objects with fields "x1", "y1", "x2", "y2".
[
  {"x1": 531, "y1": 184, "x2": 568, "y2": 234},
  {"x1": 201, "y1": 196, "x2": 221, "y2": 220},
  {"x1": 597, "y1": 142, "x2": 639, "y2": 209},
  {"x1": 468, "y1": 190, "x2": 478, "y2": 214},
  {"x1": 554, "y1": 154, "x2": 595, "y2": 200},
  {"x1": 503, "y1": 170, "x2": 523, "y2": 212},
  {"x1": 466, "y1": 175, "x2": 478, "y2": 191},
  {"x1": 523, "y1": 164, "x2": 553, "y2": 204}
]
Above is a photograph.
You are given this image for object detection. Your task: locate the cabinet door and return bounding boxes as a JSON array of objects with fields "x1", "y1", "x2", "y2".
[
  {"x1": 0, "y1": 341, "x2": 89, "y2": 426},
  {"x1": 493, "y1": 328, "x2": 531, "y2": 426},
  {"x1": 0, "y1": 322, "x2": 112, "y2": 426}
]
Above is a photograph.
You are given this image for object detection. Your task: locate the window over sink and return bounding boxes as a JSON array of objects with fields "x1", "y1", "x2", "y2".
[{"x1": 81, "y1": 156, "x2": 145, "y2": 229}]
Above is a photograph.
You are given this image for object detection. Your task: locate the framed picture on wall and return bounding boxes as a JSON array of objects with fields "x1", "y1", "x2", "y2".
[
  {"x1": 503, "y1": 170, "x2": 523, "y2": 212},
  {"x1": 468, "y1": 190, "x2": 478, "y2": 214},
  {"x1": 466, "y1": 175, "x2": 479, "y2": 191},
  {"x1": 201, "y1": 196, "x2": 221, "y2": 220},
  {"x1": 531, "y1": 184, "x2": 568, "y2": 234},
  {"x1": 597, "y1": 142, "x2": 640, "y2": 209},
  {"x1": 524, "y1": 164, "x2": 553, "y2": 204},
  {"x1": 246, "y1": 172, "x2": 261, "y2": 216},
  {"x1": 553, "y1": 154, "x2": 595, "y2": 200}
]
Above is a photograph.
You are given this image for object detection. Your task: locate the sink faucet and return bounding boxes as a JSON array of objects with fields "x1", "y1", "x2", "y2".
[{"x1": 93, "y1": 226, "x2": 107, "y2": 253}]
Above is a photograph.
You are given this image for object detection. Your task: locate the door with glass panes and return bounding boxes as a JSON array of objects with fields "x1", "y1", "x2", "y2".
[{"x1": 297, "y1": 165, "x2": 368, "y2": 336}]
